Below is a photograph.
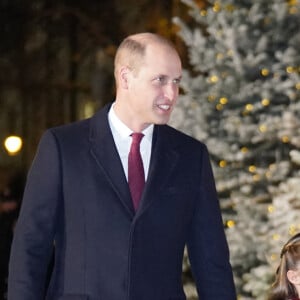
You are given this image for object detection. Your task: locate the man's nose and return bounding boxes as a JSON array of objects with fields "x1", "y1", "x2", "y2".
[{"x1": 164, "y1": 83, "x2": 178, "y2": 101}]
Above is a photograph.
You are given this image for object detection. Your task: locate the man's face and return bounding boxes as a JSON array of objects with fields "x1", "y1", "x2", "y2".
[{"x1": 126, "y1": 44, "x2": 182, "y2": 131}]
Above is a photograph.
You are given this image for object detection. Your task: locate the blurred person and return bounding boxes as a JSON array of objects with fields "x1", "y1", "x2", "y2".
[
  {"x1": 0, "y1": 186, "x2": 20, "y2": 299},
  {"x1": 8, "y1": 32, "x2": 236, "y2": 300},
  {"x1": 268, "y1": 233, "x2": 300, "y2": 300}
]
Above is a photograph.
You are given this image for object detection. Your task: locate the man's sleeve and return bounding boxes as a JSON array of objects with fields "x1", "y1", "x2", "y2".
[{"x1": 8, "y1": 130, "x2": 61, "y2": 300}]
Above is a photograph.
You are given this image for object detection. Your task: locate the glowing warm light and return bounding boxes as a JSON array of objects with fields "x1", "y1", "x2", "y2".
[
  {"x1": 252, "y1": 174, "x2": 261, "y2": 181},
  {"x1": 289, "y1": 225, "x2": 299, "y2": 235},
  {"x1": 240, "y1": 147, "x2": 248, "y2": 153},
  {"x1": 4, "y1": 135, "x2": 23, "y2": 155},
  {"x1": 208, "y1": 95, "x2": 216, "y2": 102},
  {"x1": 261, "y1": 98, "x2": 270, "y2": 106},
  {"x1": 209, "y1": 75, "x2": 219, "y2": 83},
  {"x1": 289, "y1": 6, "x2": 298, "y2": 14},
  {"x1": 219, "y1": 160, "x2": 227, "y2": 168},
  {"x1": 200, "y1": 9, "x2": 207, "y2": 16},
  {"x1": 288, "y1": 0, "x2": 298, "y2": 6},
  {"x1": 84, "y1": 102, "x2": 95, "y2": 118},
  {"x1": 216, "y1": 53, "x2": 224, "y2": 60},
  {"x1": 225, "y1": 4, "x2": 235, "y2": 12},
  {"x1": 272, "y1": 234, "x2": 280, "y2": 241},
  {"x1": 216, "y1": 103, "x2": 224, "y2": 111},
  {"x1": 296, "y1": 82, "x2": 300, "y2": 90},
  {"x1": 266, "y1": 171, "x2": 271, "y2": 179},
  {"x1": 286, "y1": 66, "x2": 294, "y2": 73},
  {"x1": 281, "y1": 136, "x2": 290, "y2": 143},
  {"x1": 259, "y1": 124, "x2": 267, "y2": 133},
  {"x1": 268, "y1": 205, "x2": 275, "y2": 213},
  {"x1": 248, "y1": 165, "x2": 256, "y2": 173},
  {"x1": 270, "y1": 254, "x2": 278, "y2": 261},
  {"x1": 213, "y1": 2, "x2": 221, "y2": 12},
  {"x1": 261, "y1": 68, "x2": 269, "y2": 76},
  {"x1": 227, "y1": 220, "x2": 235, "y2": 228},
  {"x1": 245, "y1": 104, "x2": 253, "y2": 111},
  {"x1": 219, "y1": 97, "x2": 228, "y2": 104}
]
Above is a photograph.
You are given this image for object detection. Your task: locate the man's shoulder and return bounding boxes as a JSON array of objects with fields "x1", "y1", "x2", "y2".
[
  {"x1": 158, "y1": 124, "x2": 206, "y2": 152},
  {"x1": 161, "y1": 124, "x2": 203, "y2": 144},
  {"x1": 48, "y1": 118, "x2": 91, "y2": 137},
  {"x1": 47, "y1": 103, "x2": 111, "y2": 137}
]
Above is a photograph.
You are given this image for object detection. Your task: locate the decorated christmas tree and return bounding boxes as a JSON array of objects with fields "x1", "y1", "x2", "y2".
[{"x1": 171, "y1": 0, "x2": 300, "y2": 299}]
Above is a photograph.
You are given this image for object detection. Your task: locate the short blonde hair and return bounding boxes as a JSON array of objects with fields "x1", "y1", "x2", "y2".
[{"x1": 114, "y1": 33, "x2": 178, "y2": 79}]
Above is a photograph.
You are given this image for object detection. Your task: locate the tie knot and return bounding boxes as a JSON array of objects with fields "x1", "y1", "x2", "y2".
[{"x1": 131, "y1": 133, "x2": 144, "y2": 145}]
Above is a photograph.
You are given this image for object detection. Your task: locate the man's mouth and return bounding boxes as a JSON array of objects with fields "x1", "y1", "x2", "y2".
[{"x1": 158, "y1": 104, "x2": 171, "y2": 111}]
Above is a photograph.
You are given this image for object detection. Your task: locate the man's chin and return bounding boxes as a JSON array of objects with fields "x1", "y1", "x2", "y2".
[{"x1": 154, "y1": 118, "x2": 170, "y2": 125}]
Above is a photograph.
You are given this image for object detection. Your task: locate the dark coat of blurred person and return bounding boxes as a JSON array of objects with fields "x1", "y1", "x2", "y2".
[{"x1": 0, "y1": 181, "x2": 21, "y2": 299}]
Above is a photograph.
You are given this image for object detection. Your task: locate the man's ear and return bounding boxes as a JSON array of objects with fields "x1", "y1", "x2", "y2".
[
  {"x1": 287, "y1": 270, "x2": 300, "y2": 285},
  {"x1": 119, "y1": 66, "x2": 131, "y2": 89}
]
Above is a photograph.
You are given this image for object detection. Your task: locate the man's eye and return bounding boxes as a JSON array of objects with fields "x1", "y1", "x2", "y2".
[
  {"x1": 173, "y1": 78, "x2": 181, "y2": 85},
  {"x1": 155, "y1": 77, "x2": 167, "y2": 84},
  {"x1": 153, "y1": 76, "x2": 181, "y2": 86}
]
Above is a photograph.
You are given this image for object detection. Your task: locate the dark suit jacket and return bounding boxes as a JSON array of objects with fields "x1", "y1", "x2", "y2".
[{"x1": 8, "y1": 104, "x2": 236, "y2": 300}]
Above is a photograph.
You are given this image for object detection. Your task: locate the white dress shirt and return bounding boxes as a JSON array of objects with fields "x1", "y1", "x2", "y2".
[{"x1": 108, "y1": 104, "x2": 153, "y2": 181}]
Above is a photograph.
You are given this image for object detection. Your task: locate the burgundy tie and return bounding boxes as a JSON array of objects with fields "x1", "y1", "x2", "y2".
[{"x1": 128, "y1": 133, "x2": 145, "y2": 211}]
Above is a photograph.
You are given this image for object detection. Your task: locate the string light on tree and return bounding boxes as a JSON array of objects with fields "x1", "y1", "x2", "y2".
[
  {"x1": 213, "y1": 1, "x2": 221, "y2": 12},
  {"x1": 209, "y1": 75, "x2": 219, "y2": 83},
  {"x1": 288, "y1": 0, "x2": 298, "y2": 6},
  {"x1": 261, "y1": 98, "x2": 270, "y2": 106},
  {"x1": 261, "y1": 68, "x2": 270, "y2": 76},
  {"x1": 259, "y1": 124, "x2": 267, "y2": 133},
  {"x1": 252, "y1": 174, "x2": 261, "y2": 182},
  {"x1": 240, "y1": 146, "x2": 248, "y2": 153},
  {"x1": 268, "y1": 205, "x2": 275, "y2": 213},
  {"x1": 208, "y1": 95, "x2": 217, "y2": 102},
  {"x1": 219, "y1": 160, "x2": 227, "y2": 168},
  {"x1": 200, "y1": 9, "x2": 207, "y2": 16},
  {"x1": 248, "y1": 165, "x2": 257, "y2": 173},
  {"x1": 226, "y1": 220, "x2": 235, "y2": 228}
]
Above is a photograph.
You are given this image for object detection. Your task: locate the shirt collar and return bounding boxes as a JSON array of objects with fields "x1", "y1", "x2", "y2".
[{"x1": 109, "y1": 103, "x2": 154, "y2": 141}]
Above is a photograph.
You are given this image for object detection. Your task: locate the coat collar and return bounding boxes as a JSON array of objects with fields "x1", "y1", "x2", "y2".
[{"x1": 89, "y1": 103, "x2": 179, "y2": 218}]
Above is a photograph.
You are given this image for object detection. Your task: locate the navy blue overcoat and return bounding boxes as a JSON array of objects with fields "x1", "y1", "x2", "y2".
[{"x1": 8, "y1": 104, "x2": 236, "y2": 300}]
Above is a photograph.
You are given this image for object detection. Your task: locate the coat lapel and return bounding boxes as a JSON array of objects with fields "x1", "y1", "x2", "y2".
[
  {"x1": 89, "y1": 104, "x2": 135, "y2": 217},
  {"x1": 137, "y1": 125, "x2": 179, "y2": 216},
  {"x1": 88, "y1": 106, "x2": 180, "y2": 218}
]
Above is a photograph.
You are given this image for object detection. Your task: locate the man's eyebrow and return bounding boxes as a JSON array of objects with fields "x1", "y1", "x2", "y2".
[{"x1": 173, "y1": 76, "x2": 182, "y2": 81}]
